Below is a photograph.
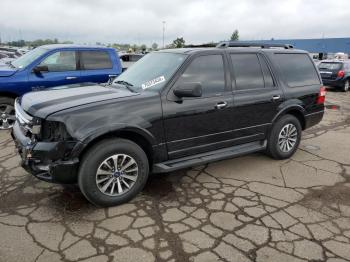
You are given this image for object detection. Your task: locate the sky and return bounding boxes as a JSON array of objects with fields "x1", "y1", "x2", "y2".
[{"x1": 0, "y1": 0, "x2": 349, "y2": 46}]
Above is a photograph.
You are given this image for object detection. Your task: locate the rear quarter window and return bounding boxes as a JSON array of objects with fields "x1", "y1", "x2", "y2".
[{"x1": 274, "y1": 53, "x2": 320, "y2": 87}]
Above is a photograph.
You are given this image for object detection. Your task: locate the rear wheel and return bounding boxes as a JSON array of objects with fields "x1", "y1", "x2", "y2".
[
  {"x1": 266, "y1": 115, "x2": 302, "y2": 159},
  {"x1": 0, "y1": 97, "x2": 15, "y2": 130},
  {"x1": 78, "y1": 138, "x2": 149, "y2": 207},
  {"x1": 343, "y1": 80, "x2": 349, "y2": 92}
]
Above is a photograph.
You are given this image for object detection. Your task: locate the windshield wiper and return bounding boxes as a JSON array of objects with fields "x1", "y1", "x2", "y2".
[{"x1": 113, "y1": 80, "x2": 137, "y2": 93}]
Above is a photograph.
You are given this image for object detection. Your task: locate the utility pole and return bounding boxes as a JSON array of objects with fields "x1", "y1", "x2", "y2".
[{"x1": 162, "y1": 21, "x2": 166, "y2": 49}]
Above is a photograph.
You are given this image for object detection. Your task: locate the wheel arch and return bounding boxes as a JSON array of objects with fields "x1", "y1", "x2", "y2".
[
  {"x1": 0, "y1": 91, "x2": 18, "y2": 100},
  {"x1": 272, "y1": 106, "x2": 306, "y2": 130},
  {"x1": 78, "y1": 129, "x2": 154, "y2": 169}
]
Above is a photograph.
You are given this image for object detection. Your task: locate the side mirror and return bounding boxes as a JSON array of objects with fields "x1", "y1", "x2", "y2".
[
  {"x1": 33, "y1": 65, "x2": 49, "y2": 74},
  {"x1": 173, "y1": 83, "x2": 202, "y2": 98}
]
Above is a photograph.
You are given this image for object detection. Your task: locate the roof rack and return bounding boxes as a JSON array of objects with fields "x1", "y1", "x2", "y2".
[
  {"x1": 216, "y1": 41, "x2": 293, "y2": 49},
  {"x1": 184, "y1": 43, "x2": 217, "y2": 48}
]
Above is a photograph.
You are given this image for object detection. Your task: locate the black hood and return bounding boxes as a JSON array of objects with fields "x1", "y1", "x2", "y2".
[{"x1": 20, "y1": 84, "x2": 139, "y2": 118}]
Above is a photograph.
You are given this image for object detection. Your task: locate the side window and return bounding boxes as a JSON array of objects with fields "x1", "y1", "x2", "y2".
[
  {"x1": 39, "y1": 51, "x2": 76, "y2": 72},
  {"x1": 81, "y1": 51, "x2": 112, "y2": 70},
  {"x1": 274, "y1": 53, "x2": 320, "y2": 87},
  {"x1": 230, "y1": 54, "x2": 264, "y2": 90},
  {"x1": 177, "y1": 55, "x2": 225, "y2": 97},
  {"x1": 258, "y1": 54, "x2": 275, "y2": 88}
]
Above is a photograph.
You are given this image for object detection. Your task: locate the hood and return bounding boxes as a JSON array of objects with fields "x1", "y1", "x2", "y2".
[
  {"x1": 20, "y1": 84, "x2": 139, "y2": 118},
  {"x1": 0, "y1": 64, "x2": 17, "y2": 77}
]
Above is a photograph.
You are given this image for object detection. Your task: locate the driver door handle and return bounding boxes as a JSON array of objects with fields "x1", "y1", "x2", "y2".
[
  {"x1": 66, "y1": 76, "x2": 77, "y2": 80},
  {"x1": 215, "y1": 101, "x2": 228, "y2": 109},
  {"x1": 272, "y1": 95, "x2": 281, "y2": 101}
]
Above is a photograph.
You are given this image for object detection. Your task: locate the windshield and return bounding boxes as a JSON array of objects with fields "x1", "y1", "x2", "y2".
[
  {"x1": 318, "y1": 62, "x2": 342, "y2": 70},
  {"x1": 12, "y1": 47, "x2": 47, "y2": 69},
  {"x1": 113, "y1": 52, "x2": 187, "y2": 92}
]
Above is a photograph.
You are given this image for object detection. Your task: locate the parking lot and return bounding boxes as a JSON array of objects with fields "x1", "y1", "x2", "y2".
[{"x1": 0, "y1": 90, "x2": 348, "y2": 262}]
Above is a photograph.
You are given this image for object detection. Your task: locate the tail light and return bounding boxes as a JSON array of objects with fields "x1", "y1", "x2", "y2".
[
  {"x1": 317, "y1": 86, "x2": 326, "y2": 104},
  {"x1": 337, "y1": 70, "x2": 345, "y2": 78}
]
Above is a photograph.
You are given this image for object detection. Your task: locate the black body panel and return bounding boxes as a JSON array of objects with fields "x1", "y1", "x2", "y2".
[{"x1": 12, "y1": 47, "x2": 325, "y2": 184}]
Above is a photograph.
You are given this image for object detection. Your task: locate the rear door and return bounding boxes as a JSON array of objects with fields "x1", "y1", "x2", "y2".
[
  {"x1": 28, "y1": 50, "x2": 81, "y2": 90},
  {"x1": 229, "y1": 52, "x2": 283, "y2": 143},
  {"x1": 79, "y1": 50, "x2": 115, "y2": 84}
]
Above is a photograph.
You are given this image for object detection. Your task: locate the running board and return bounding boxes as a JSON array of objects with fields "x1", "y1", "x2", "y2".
[{"x1": 153, "y1": 140, "x2": 267, "y2": 173}]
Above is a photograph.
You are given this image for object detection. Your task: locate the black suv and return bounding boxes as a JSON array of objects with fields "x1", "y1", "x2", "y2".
[
  {"x1": 318, "y1": 60, "x2": 350, "y2": 91},
  {"x1": 12, "y1": 42, "x2": 325, "y2": 207}
]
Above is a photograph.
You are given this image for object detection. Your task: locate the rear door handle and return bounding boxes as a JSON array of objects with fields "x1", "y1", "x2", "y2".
[
  {"x1": 66, "y1": 76, "x2": 77, "y2": 80},
  {"x1": 272, "y1": 95, "x2": 281, "y2": 101},
  {"x1": 215, "y1": 101, "x2": 228, "y2": 109}
]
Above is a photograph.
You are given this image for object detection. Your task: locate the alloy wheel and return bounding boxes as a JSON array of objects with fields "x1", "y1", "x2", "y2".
[
  {"x1": 278, "y1": 123, "x2": 298, "y2": 153},
  {"x1": 95, "y1": 154, "x2": 139, "y2": 196},
  {"x1": 0, "y1": 104, "x2": 15, "y2": 130}
]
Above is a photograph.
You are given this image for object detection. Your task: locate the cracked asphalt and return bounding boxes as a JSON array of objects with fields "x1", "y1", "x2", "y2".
[{"x1": 0, "y1": 90, "x2": 350, "y2": 262}]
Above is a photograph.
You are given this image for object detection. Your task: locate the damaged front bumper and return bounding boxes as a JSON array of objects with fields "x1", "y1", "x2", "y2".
[{"x1": 11, "y1": 121, "x2": 81, "y2": 184}]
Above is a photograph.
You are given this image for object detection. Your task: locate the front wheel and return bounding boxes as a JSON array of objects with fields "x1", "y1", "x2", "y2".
[
  {"x1": 78, "y1": 138, "x2": 149, "y2": 207},
  {"x1": 266, "y1": 115, "x2": 302, "y2": 160},
  {"x1": 0, "y1": 97, "x2": 15, "y2": 130}
]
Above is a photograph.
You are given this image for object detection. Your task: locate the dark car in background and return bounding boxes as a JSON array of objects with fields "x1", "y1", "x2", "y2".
[
  {"x1": 120, "y1": 53, "x2": 144, "y2": 70},
  {"x1": 12, "y1": 42, "x2": 325, "y2": 207},
  {"x1": 0, "y1": 44, "x2": 122, "y2": 129},
  {"x1": 318, "y1": 60, "x2": 350, "y2": 91}
]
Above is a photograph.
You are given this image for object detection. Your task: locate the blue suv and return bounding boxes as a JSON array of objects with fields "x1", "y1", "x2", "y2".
[{"x1": 0, "y1": 44, "x2": 122, "y2": 129}]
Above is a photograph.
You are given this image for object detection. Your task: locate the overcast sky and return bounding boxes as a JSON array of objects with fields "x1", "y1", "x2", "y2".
[{"x1": 1, "y1": 0, "x2": 349, "y2": 46}]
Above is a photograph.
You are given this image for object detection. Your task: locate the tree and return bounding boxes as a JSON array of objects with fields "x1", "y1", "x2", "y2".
[
  {"x1": 151, "y1": 43, "x2": 158, "y2": 50},
  {"x1": 172, "y1": 37, "x2": 185, "y2": 48},
  {"x1": 230, "y1": 30, "x2": 239, "y2": 41}
]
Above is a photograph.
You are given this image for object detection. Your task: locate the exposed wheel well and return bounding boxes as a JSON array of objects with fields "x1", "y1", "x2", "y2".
[
  {"x1": 79, "y1": 130, "x2": 154, "y2": 169},
  {"x1": 282, "y1": 109, "x2": 306, "y2": 130}
]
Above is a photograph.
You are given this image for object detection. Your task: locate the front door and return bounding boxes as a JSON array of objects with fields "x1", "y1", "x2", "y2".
[
  {"x1": 162, "y1": 53, "x2": 234, "y2": 159},
  {"x1": 28, "y1": 50, "x2": 81, "y2": 91}
]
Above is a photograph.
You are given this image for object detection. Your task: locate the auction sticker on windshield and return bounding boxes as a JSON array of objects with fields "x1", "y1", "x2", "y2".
[{"x1": 142, "y1": 76, "x2": 165, "y2": 89}]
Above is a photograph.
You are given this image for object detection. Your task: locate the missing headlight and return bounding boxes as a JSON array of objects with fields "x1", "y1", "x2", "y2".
[{"x1": 41, "y1": 121, "x2": 72, "y2": 141}]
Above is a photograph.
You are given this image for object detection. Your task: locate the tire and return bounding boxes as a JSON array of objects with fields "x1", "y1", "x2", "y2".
[
  {"x1": 343, "y1": 80, "x2": 349, "y2": 92},
  {"x1": 0, "y1": 97, "x2": 15, "y2": 130},
  {"x1": 78, "y1": 138, "x2": 149, "y2": 207},
  {"x1": 266, "y1": 115, "x2": 302, "y2": 160}
]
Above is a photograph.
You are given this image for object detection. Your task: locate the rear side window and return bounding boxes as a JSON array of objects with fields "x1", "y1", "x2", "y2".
[
  {"x1": 274, "y1": 53, "x2": 320, "y2": 87},
  {"x1": 81, "y1": 51, "x2": 112, "y2": 70},
  {"x1": 230, "y1": 53, "x2": 264, "y2": 90},
  {"x1": 177, "y1": 54, "x2": 225, "y2": 97},
  {"x1": 258, "y1": 54, "x2": 275, "y2": 88}
]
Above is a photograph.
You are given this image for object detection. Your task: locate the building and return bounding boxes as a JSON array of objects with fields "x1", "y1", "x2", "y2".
[{"x1": 239, "y1": 38, "x2": 350, "y2": 59}]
